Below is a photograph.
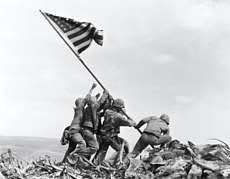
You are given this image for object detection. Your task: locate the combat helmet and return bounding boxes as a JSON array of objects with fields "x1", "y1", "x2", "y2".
[
  {"x1": 113, "y1": 98, "x2": 125, "y2": 109},
  {"x1": 160, "y1": 114, "x2": 170, "y2": 124}
]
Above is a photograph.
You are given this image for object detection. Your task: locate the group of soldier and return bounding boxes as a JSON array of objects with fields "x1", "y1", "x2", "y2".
[{"x1": 60, "y1": 83, "x2": 172, "y2": 166}]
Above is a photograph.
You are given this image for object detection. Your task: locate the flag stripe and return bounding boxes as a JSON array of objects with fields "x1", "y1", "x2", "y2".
[
  {"x1": 65, "y1": 23, "x2": 88, "y2": 36},
  {"x1": 68, "y1": 23, "x2": 91, "y2": 39},
  {"x1": 45, "y1": 12, "x2": 103, "y2": 54},
  {"x1": 78, "y1": 44, "x2": 91, "y2": 54},
  {"x1": 70, "y1": 30, "x2": 90, "y2": 44},
  {"x1": 76, "y1": 39, "x2": 92, "y2": 50},
  {"x1": 73, "y1": 34, "x2": 91, "y2": 46},
  {"x1": 95, "y1": 35, "x2": 103, "y2": 40}
]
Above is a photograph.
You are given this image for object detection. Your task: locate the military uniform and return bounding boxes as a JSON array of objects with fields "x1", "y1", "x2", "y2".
[
  {"x1": 93, "y1": 108, "x2": 136, "y2": 165},
  {"x1": 62, "y1": 98, "x2": 87, "y2": 163},
  {"x1": 77, "y1": 90, "x2": 109, "y2": 159},
  {"x1": 129, "y1": 114, "x2": 172, "y2": 158}
]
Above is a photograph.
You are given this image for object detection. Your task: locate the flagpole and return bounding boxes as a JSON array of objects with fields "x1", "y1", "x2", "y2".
[
  {"x1": 40, "y1": 10, "x2": 141, "y2": 135},
  {"x1": 39, "y1": 10, "x2": 106, "y2": 90}
]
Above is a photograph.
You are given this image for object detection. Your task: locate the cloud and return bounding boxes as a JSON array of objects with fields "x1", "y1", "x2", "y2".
[
  {"x1": 153, "y1": 54, "x2": 174, "y2": 64},
  {"x1": 1, "y1": 0, "x2": 230, "y2": 144},
  {"x1": 175, "y1": 95, "x2": 194, "y2": 105}
]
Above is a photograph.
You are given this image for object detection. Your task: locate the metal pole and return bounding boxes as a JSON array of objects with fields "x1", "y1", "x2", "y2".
[
  {"x1": 121, "y1": 109, "x2": 142, "y2": 134},
  {"x1": 39, "y1": 10, "x2": 106, "y2": 90},
  {"x1": 40, "y1": 10, "x2": 141, "y2": 135}
]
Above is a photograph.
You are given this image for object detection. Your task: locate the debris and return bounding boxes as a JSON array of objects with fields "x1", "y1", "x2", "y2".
[
  {"x1": 1, "y1": 139, "x2": 230, "y2": 178},
  {"x1": 187, "y1": 164, "x2": 202, "y2": 178}
]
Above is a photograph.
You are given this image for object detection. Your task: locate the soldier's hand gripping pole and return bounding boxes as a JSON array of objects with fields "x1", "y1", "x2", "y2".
[
  {"x1": 121, "y1": 109, "x2": 143, "y2": 135},
  {"x1": 89, "y1": 83, "x2": 97, "y2": 95},
  {"x1": 85, "y1": 83, "x2": 97, "y2": 102}
]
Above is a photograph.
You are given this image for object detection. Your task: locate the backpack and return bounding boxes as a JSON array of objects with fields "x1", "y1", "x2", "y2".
[{"x1": 60, "y1": 126, "x2": 70, "y2": 145}]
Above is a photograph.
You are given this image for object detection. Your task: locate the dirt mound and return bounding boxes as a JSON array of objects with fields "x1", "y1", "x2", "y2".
[{"x1": 1, "y1": 139, "x2": 230, "y2": 178}]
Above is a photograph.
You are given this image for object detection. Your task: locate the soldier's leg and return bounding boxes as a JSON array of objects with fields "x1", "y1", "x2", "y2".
[
  {"x1": 155, "y1": 135, "x2": 172, "y2": 146},
  {"x1": 121, "y1": 138, "x2": 130, "y2": 163},
  {"x1": 129, "y1": 133, "x2": 150, "y2": 158},
  {"x1": 65, "y1": 133, "x2": 86, "y2": 164},
  {"x1": 93, "y1": 135, "x2": 102, "y2": 161},
  {"x1": 62, "y1": 141, "x2": 76, "y2": 163},
  {"x1": 109, "y1": 137, "x2": 129, "y2": 165},
  {"x1": 92, "y1": 139, "x2": 110, "y2": 165},
  {"x1": 70, "y1": 132, "x2": 86, "y2": 154},
  {"x1": 80, "y1": 129, "x2": 99, "y2": 158},
  {"x1": 121, "y1": 138, "x2": 129, "y2": 154},
  {"x1": 113, "y1": 136, "x2": 129, "y2": 155}
]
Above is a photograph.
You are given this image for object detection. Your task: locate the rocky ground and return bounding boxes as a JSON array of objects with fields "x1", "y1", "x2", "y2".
[{"x1": 1, "y1": 139, "x2": 230, "y2": 178}]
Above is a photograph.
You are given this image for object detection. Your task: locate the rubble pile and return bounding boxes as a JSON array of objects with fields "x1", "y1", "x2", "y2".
[
  {"x1": 1, "y1": 150, "x2": 113, "y2": 178},
  {"x1": 1, "y1": 139, "x2": 230, "y2": 178},
  {"x1": 125, "y1": 139, "x2": 230, "y2": 178},
  {"x1": 0, "y1": 149, "x2": 117, "y2": 179}
]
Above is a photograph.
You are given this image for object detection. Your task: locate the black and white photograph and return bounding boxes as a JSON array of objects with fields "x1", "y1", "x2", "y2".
[{"x1": 1, "y1": 0, "x2": 230, "y2": 178}]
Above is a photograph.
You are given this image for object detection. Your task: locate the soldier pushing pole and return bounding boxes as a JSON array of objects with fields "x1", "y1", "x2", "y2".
[{"x1": 40, "y1": 10, "x2": 140, "y2": 135}]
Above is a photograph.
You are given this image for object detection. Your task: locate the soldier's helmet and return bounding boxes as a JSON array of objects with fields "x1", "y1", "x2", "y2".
[
  {"x1": 113, "y1": 98, "x2": 125, "y2": 109},
  {"x1": 160, "y1": 114, "x2": 170, "y2": 124}
]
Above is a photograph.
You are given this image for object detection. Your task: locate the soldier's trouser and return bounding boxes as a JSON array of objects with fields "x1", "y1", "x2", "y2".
[
  {"x1": 62, "y1": 132, "x2": 85, "y2": 162},
  {"x1": 75, "y1": 128, "x2": 99, "y2": 159},
  {"x1": 93, "y1": 136, "x2": 129, "y2": 165},
  {"x1": 129, "y1": 132, "x2": 171, "y2": 158}
]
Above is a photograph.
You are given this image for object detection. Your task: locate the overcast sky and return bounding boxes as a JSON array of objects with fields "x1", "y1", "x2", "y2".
[{"x1": 1, "y1": 0, "x2": 230, "y2": 147}]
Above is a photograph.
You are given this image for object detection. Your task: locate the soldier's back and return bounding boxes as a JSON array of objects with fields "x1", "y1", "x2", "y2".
[
  {"x1": 82, "y1": 106, "x2": 94, "y2": 128},
  {"x1": 144, "y1": 117, "x2": 166, "y2": 137},
  {"x1": 103, "y1": 109, "x2": 116, "y2": 126}
]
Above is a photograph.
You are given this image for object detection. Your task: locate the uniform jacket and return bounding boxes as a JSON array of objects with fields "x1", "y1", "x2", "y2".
[
  {"x1": 70, "y1": 98, "x2": 87, "y2": 130},
  {"x1": 136, "y1": 116, "x2": 169, "y2": 137},
  {"x1": 100, "y1": 109, "x2": 136, "y2": 137},
  {"x1": 82, "y1": 91, "x2": 109, "y2": 130}
]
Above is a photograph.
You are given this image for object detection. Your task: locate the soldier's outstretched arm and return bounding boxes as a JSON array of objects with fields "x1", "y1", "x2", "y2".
[
  {"x1": 117, "y1": 114, "x2": 136, "y2": 127},
  {"x1": 89, "y1": 83, "x2": 97, "y2": 95},
  {"x1": 98, "y1": 88, "x2": 110, "y2": 107},
  {"x1": 135, "y1": 117, "x2": 152, "y2": 129},
  {"x1": 127, "y1": 118, "x2": 137, "y2": 127},
  {"x1": 135, "y1": 120, "x2": 145, "y2": 129},
  {"x1": 85, "y1": 83, "x2": 97, "y2": 102}
]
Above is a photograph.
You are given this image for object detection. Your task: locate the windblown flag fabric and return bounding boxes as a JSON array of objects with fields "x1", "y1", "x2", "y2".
[{"x1": 44, "y1": 12, "x2": 103, "y2": 54}]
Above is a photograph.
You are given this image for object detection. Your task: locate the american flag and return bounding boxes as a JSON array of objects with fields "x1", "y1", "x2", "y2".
[{"x1": 44, "y1": 12, "x2": 103, "y2": 54}]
